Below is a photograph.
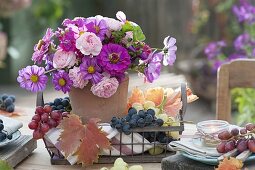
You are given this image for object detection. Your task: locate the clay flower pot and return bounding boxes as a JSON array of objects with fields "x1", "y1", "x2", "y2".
[{"x1": 69, "y1": 76, "x2": 129, "y2": 123}]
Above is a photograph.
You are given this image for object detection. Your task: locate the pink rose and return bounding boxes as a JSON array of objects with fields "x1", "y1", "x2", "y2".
[
  {"x1": 91, "y1": 77, "x2": 119, "y2": 98},
  {"x1": 75, "y1": 32, "x2": 102, "y2": 56},
  {"x1": 53, "y1": 50, "x2": 77, "y2": 69},
  {"x1": 69, "y1": 66, "x2": 88, "y2": 89}
]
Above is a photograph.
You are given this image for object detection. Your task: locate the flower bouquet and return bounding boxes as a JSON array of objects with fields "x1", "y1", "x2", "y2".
[{"x1": 17, "y1": 11, "x2": 178, "y2": 122}]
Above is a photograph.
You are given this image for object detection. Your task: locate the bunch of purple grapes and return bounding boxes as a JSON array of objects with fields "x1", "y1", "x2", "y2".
[
  {"x1": 0, "y1": 119, "x2": 12, "y2": 142},
  {"x1": 0, "y1": 94, "x2": 15, "y2": 113},
  {"x1": 217, "y1": 123, "x2": 255, "y2": 154},
  {"x1": 45, "y1": 97, "x2": 72, "y2": 113},
  {"x1": 110, "y1": 107, "x2": 174, "y2": 143}
]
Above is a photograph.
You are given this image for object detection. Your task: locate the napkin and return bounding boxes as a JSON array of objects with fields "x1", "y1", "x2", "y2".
[
  {"x1": 0, "y1": 115, "x2": 23, "y2": 135},
  {"x1": 45, "y1": 124, "x2": 153, "y2": 165},
  {"x1": 168, "y1": 139, "x2": 222, "y2": 158}
]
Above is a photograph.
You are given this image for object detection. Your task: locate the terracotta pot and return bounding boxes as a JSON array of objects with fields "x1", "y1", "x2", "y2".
[{"x1": 69, "y1": 76, "x2": 129, "y2": 123}]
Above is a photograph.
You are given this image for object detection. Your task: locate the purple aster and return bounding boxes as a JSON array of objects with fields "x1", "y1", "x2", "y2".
[
  {"x1": 52, "y1": 70, "x2": 73, "y2": 93},
  {"x1": 232, "y1": 0, "x2": 255, "y2": 24},
  {"x1": 204, "y1": 40, "x2": 226, "y2": 60},
  {"x1": 97, "y1": 43, "x2": 131, "y2": 77},
  {"x1": 144, "y1": 52, "x2": 163, "y2": 83},
  {"x1": 234, "y1": 33, "x2": 250, "y2": 50},
  {"x1": 55, "y1": 27, "x2": 77, "y2": 52},
  {"x1": 17, "y1": 65, "x2": 48, "y2": 92},
  {"x1": 32, "y1": 28, "x2": 54, "y2": 64},
  {"x1": 85, "y1": 16, "x2": 108, "y2": 41},
  {"x1": 80, "y1": 57, "x2": 103, "y2": 84},
  {"x1": 161, "y1": 36, "x2": 177, "y2": 66},
  {"x1": 228, "y1": 53, "x2": 247, "y2": 61},
  {"x1": 211, "y1": 60, "x2": 225, "y2": 72}
]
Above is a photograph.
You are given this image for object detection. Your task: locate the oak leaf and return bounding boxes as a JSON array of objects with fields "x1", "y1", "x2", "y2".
[
  {"x1": 58, "y1": 115, "x2": 110, "y2": 166},
  {"x1": 215, "y1": 157, "x2": 243, "y2": 170}
]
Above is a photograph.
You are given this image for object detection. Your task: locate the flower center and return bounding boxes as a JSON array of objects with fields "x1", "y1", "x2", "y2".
[
  {"x1": 58, "y1": 78, "x2": 66, "y2": 86},
  {"x1": 109, "y1": 53, "x2": 120, "y2": 64},
  {"x1": 37, "y1": 40, "x2": 45, "y2": 50},
  {"x1": 94, "y1": 26, "x2": 100, "y2": 33},
  {"x1": 88, "y1": 66, "x2": 95, "y2": 74},
  {"x1": 30, "y1": 75, "x2": 39, "y2": 83}
]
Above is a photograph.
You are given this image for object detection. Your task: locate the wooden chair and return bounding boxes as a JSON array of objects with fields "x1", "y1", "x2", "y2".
[{"x1": 216, "y1": 59, "x2": 255, "y2": 122}]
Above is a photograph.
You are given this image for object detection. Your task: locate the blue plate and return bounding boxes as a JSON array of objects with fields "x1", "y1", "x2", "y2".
[{"x1": 181, "y1": 152, "x2": 255, "y2": 165}]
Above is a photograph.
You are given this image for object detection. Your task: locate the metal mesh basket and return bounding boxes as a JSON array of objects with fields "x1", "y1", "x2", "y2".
[{"x1": 37, "y1": 83, "x2": 187, "y2": 165}]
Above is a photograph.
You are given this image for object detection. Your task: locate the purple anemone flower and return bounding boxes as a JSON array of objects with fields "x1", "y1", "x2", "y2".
[
  {"x1": 17, "y1": 65, "x2": 48, "y2": 92},
  {"x1": 232, "y1": 0, "x2": 255, "y2": 24},
  {"x1": 52, "y1": 70, "x2": 73, "y2": 93},
  {"x1": 161, "y1": 36, "x2": 177, "y2": 66},
  {"x1": 228, "y1": 53, "x2": 247, "y2": 61},
  {"x1": 234, "y1": 33, "x2": 250, "y2": 50},
  {"x1": 85, "y1": 16, "x2": 108, "y2": 41},
  {"x1": 97, "y1": 43, "x2": 131, "y2": 77},
  {"x1": 80, "y1": 57, "x2": 103, "y2": 84},
  {"x1": 204, "y1": 40, "x2": 226, "y2": 60},
  {"x1": 144, "y1": 52, "x2": 163, "y2": 83},
  {"x1": 32, "y1": 28, "x2": 54, "y2": 64}
]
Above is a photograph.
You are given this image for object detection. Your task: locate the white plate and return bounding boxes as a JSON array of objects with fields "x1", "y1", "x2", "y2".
[{"x1": 0, "y1": 130, "x2": 21, "y2": 147}]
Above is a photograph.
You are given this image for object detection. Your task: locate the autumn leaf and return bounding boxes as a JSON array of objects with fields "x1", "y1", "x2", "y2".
[
  {"x1": 58, "y1": 114, "x2": 86, "y2": 157},
  {"x1": 144, "y1": 87, "x2": 164, "y2": 106},
  {"x1": 215, "y1": 157, "x2": 243, "y2": 170},
  {"x1": 58, "y1": 115, "x2": 110, "y2": 166},
  {"x1": 127, "y1": 87, "x2": 145, "y2": 109}
]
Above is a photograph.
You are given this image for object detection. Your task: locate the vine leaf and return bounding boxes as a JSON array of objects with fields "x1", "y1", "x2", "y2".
[{"x1": 58, "y1": 114, "x2": 110, "y2": 166}]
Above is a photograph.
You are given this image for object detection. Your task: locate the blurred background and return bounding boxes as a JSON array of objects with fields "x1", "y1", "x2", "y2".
[{"x1": 0, "y1": 0, "x2": 255, "y2": 124}]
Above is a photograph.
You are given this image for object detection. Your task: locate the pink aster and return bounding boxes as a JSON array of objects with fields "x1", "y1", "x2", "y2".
[
  {"x1": 80, "y1": 57, "x2": 103, "y2": 84},
  {"x1": 52, "y1": 70, "x2": 73, "y2": 93},
  {"x1": 17, "y1": 65, "x2": 48, "y2": 92},
  {"x1": 32, "y1": 28, "x2": 54, "y2": 64},
  {"x1": 97, "y1": 43, "x2": 131, "y2": 77}
]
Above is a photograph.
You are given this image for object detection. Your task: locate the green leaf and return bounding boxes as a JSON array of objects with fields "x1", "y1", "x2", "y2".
[
  {"x1": 121, "y1": 22, "x2": 146, "y2": 41},
  {"x1": 0, "y1": 160, "x2": 13, "y2": 170},
  {"x1": 133, "y1": 25, "x2": 146, "y2": 42}
]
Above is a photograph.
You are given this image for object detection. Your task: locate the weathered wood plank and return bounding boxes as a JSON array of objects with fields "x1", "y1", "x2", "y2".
[{"x1": 0, "y1": 135, "x2": 37, "y2": 168}]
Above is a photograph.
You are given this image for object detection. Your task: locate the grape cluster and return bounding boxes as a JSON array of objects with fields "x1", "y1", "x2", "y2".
[
  {"x1": 217, "y1": 123, "x2": 255, "y2": 154},
  {"x1": 45, "y1": 97, "x2": 72, "y2": 113},
  {"x1": 0, "y1": 119, "x2": 12, "y2": 142},
  {"x1": 0, "y1": 94, "x2": 16, "y2": 113},
  {"x1": 28, "y1": 105, "x2": 70, "y2": 140},
  {"x1": 110, "y1": 107, "x2": 174, "y2": 144}
]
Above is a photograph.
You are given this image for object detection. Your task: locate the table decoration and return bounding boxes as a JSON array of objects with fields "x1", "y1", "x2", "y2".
[{"x1": 17, "y1": 11, "x2": 178, "y2": 122}]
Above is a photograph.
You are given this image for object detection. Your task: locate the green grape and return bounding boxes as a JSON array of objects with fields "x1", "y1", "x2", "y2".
[
  {"x1": 132, "y1": 103, "x2": 144, "y2": 111},
  {"x1": 170, "y1": 122, "x2": 180, "y2": 139},
  {"x1": 100, "y1": 168, "x2": 109, "y2": 170},
  {"x1": 113, "y1": 158, "x2": 128, "y2": 168},
  {"x1": 129, "y1": 165, "x2": 144, "y2": 170},
  {"x1": 111, "y1": 166, "x2": 128, "y2": 170},
  {"x1": 157, "y1": 113, "x2": 168, "y2": 122},
  {"x1": 143, "y1": 101, "x2": 155, "y2": 110},
  {"x1": 148, "y1": 146, "x2": 164, "y2": 155}
]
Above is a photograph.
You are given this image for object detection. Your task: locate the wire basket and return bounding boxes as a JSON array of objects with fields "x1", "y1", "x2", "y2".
[{"x1": 37, "y1": 83, "x2": 187, "y2": 165}]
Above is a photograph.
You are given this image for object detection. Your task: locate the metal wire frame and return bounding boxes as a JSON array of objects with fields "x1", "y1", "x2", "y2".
[{"x1": 37, "y1": 83, "x2": 187, "y2": 164}]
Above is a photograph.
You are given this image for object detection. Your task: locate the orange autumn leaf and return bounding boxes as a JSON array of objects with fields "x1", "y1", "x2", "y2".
[
  {"x1": 58, "y1": 114, "x2": 110, "y2": 166},
  {"x1": 215, "y1": 157, "x2": 243, "y2": 170},
  {"x1": 58, "y1": 114, "x2": 85, "y2": 157},
  {"x1": 127, "y1": 87, "x2": 145, "y2": 109},
  {"x1": 144, "y1": 87, "x2": 164, "y2": 106}
]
